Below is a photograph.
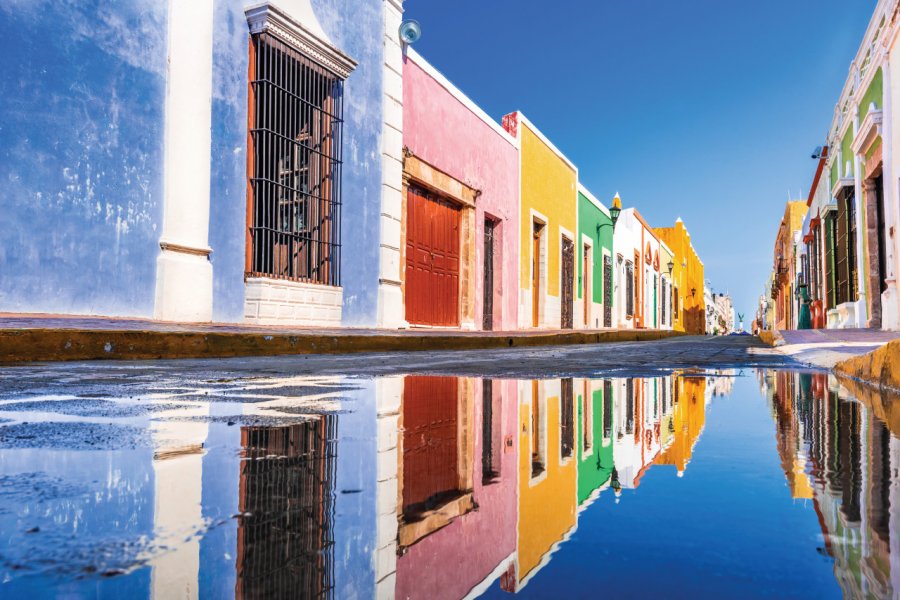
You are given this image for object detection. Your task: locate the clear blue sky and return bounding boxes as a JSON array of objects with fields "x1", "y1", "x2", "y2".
[{"x1": 406, "y1": 0, "x2": 876, "y2": 317}]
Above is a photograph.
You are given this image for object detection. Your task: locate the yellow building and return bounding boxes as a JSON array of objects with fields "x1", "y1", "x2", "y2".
[
  {"x1": 656, "y1": 219, "x2": 706, "y2": 334},
  {"x1": 511, "y1": 379, "x2": 578, "y2": 590},
  {"x1": 502, "y1": 112, "x2": 578, "y2": 329}
]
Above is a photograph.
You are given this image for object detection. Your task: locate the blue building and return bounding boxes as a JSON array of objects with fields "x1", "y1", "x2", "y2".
[{"x1": 0, "y1": 0, "x2": 404, "y2": 327}]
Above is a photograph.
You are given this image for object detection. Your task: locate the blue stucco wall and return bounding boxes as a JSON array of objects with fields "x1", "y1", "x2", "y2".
[
  {"x1": 209, "y1": 0, "x2": 384, "y2": 324},
  {"x1": 314, "y1": 0, "x2": 384, "y2": 326},
  {"x1": 0, "y1": 2, "x2": 166, "y2": 317},
  {"x1": 0, "y1": 0, "x2": 383, "y2": 324}
]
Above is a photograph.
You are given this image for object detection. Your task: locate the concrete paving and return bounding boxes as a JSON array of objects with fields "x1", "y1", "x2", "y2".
[
  {"x1": 772, "y1": 328, "x2": 900, "y2": 369},
  {"x1": 0, "y1": 335, "x2": 793, "y2": 386}
]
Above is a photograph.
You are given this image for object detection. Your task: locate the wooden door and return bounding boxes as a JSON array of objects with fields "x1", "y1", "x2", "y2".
[
  {"x1": 583, "y1": 245, "x2": 591, "y2": 326},
  {"x1": 561, "y1": 237, "x2": 575, "y2": 329},
  {"x1": 532, "y1": 223, "x2": 543, "y2": 327},
  {"x1": 483, "y1": 219, "x2": 495, "y2": 331},
  {"x1": 402, "y1": 376, "x2": 459, "y2": 518},
  {"x1": 406, "y1": 186, "x2": 461, "y2": 326}
]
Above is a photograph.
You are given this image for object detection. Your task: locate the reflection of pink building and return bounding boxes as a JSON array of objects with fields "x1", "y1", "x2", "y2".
[
  {"x1": 395, "y1": 379, "x2": 518, "y2": 599},
  {"x1": 401, "y1": 49, "x2": 519, "y2": 330}
]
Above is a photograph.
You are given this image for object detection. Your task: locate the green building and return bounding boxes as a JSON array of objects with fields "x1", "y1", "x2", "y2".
[
  {"x1": 577, "y1": 379, "x2": 615, "y2": 505},
  {"x1": 577, "y1": 184, "x2": 615, "y2": 329}
]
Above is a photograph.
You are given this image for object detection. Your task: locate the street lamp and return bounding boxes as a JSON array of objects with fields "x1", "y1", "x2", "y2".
[
  {"x1": 667, "y1": 260, "x2": 674, "y2": 275},
  {"x1": 597, "y1": 194, "x2": 622, "y2": 236}
]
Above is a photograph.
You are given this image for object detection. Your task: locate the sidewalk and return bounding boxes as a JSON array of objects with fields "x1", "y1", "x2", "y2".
[
  {"x1": 770, "y1": 328, "x2": 900, "y2": 369},
  {"x1": 0, "y1": 313, "x2": 685, "y2": 363}
]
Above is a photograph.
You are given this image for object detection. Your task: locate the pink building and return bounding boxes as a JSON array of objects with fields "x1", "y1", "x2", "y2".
[
  {"x1": 394, "y1": 378, "x2": 518, "y2": 599},
  {"x1": 400, "y1": 49, "x2": 519, "y2": 330}
]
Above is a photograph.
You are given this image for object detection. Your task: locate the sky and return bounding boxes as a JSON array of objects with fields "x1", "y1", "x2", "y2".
[{"x1": 405, "y1": 0, "x2": 877, "y2": 318}]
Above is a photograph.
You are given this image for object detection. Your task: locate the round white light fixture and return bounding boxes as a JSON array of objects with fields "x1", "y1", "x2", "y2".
[{"x1": 399, "y1": 19, "x2": 421, "y2": 44}]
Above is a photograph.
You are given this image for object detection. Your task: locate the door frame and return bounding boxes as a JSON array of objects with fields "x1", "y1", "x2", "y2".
[
  {"x1": 401, "y1": 151, "x2": 479, "y2": 329},
  {"x1": 581, "y1": 234, "x2": 593, "y2": 328},
  {"x1": 560, "y1": 227, "x2": 576, "y2": 330},
  {"x1": 530, "y1": 210, "x2": 549, "y2": 328}
]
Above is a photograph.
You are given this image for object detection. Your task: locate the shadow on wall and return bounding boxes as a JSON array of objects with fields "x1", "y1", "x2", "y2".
[{"x1": 684, "y1": 307, "x2": 706, "y2": 335}]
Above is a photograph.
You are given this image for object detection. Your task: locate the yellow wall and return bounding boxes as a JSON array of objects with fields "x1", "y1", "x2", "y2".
[
  {"x1": 517, "y1": 380, "x2": 577, "y2": 582},
  {"x1": 520, "y1": 123, "x2": 578, "y2": 299},
  {"x1": 656, "y1": 221, "x2": 706, "y2": 334}
]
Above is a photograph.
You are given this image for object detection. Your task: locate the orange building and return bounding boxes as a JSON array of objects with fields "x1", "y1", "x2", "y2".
[{"x1": 771, "y1": 201, "x2": 809, "y2": 331}]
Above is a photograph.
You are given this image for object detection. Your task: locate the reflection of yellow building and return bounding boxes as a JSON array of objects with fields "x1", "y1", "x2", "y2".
[
  {"x1": 512, "y1": 379, "x2": 578, "y2": 588},
  {"x1": 503, "y1": 112, "x2": 578, "y2": 329},
  {"x1": 657, "y1": 376, "x2": 707, "y2": 476}
]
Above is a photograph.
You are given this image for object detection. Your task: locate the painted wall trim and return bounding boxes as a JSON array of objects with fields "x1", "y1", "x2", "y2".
[
  {"x1": 576, "y1": 182, "x2": 611, "y2": 217},
  {"x1": 511, "y1": 111, "x2": 578, "y2": 173}
]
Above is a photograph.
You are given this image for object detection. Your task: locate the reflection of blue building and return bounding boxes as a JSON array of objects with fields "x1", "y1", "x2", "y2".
[
  {"x1": 0, "y1": 0, "x2": 396, "y2": 327},
  {"x1": 0, "y1": 376, "x2": 379, "y2": 597}
]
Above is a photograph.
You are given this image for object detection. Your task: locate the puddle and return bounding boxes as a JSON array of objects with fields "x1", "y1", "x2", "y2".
[{"x1": 0, "y1": 368, "x2": 894, "y2": 598}]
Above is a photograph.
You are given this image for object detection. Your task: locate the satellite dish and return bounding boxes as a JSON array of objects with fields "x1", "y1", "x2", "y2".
[{"x1": 399, "y1": 19, "x2": 421, "y2": 44}]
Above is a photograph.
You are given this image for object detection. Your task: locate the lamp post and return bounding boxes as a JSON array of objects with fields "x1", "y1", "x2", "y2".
[{"x1": 596, "y1": 195, "x2": 622, "y2": 236}]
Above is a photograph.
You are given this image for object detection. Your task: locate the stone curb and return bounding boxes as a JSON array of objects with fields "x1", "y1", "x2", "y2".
[
  {"x1": 834, "y1": 339, "x2": 900, "y2": 394},
  {"x1": 0, "y1": 328, "x2": 688, "y2": 364}
]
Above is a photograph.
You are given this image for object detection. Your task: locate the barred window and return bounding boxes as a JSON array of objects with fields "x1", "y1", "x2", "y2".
[{"x1": 247, "y1": 31, "x2": 343, "y2": 286}]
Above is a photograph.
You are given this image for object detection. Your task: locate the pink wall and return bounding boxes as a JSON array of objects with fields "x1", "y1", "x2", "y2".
[
  {"x1": 403, "y1": 56, "x2": 519, "y2": 330},
  {"x1": 394, "y1": 379, "x2": 518, "y2": 599}
]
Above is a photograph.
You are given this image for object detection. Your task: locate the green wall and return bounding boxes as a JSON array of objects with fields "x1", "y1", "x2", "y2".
[
  {"x1": 841, "y1": 126, "x2": 855, "y2": 178},
  {"x1": 860, "y1": 68, "x2": 883, "y2": 122},
  {"x1": 577, "y1": 191, "x2": 614, "y2": 306}
]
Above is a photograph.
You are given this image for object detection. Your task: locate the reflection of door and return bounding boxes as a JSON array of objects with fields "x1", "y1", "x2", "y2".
[
  {"x1": 483, "y1": 219, "x2": 495, "y2": 331},
  {"x1": 603, "y1": 255, "x2": 613, "y2": 328},
  {"x1": 406, "y1": 186, "x2": 460, "y2": 326},
  {"x1": 562, "y1": 237, "x2": 575, "y2": 329},
  {"x1": 532, "y1": 223, "x2": 543, "y2": 327},
  {"x1": 561, "y1": 378, "x2": 574, "y2": 458},
  {"x1": 402, "y1": 376, "x2": 459, "y2": 517},
  {"x1": 583, "y1": 244, "x2": 591, "y2": 326}
]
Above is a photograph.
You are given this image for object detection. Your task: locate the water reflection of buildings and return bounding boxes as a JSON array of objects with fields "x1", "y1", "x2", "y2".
[
  {"x1": 505, "y1": 379, "x2": 578, "y2": 591},
  {"x1": 236, "y1": 418, "x2": 337, "y2": 599},
  {"x1": 656, "y1": 376, "x2": 708, "y2": 476},
  {"x1": 391, "y1": 376, "x2": 518, "y2": 600},
  {"x1": 765, "y1": 370, "x2": 900, "y2": 598}
]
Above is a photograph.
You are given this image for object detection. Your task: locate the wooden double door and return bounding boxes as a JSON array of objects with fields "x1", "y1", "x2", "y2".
[{"x1": 406, "y1": 186, "x2": 461, "y2": 326}]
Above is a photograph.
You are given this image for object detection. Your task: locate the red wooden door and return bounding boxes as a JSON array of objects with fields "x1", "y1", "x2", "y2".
[
  {"x1": 402, "y1": 376, "x2": 459, "y2": 517},
  {"x1": 406, "y1": 186, "x2": 461, "y2": 326}
]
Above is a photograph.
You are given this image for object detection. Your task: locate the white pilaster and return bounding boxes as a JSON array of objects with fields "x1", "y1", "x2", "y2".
[
  {"x1": 887, "y1": 43, "x2": 900, "y2": 329},
  {"x1": 377, "y1": 0, "x2": 407, "y2": 329},
  {"x1": 154, "y1": 0, "x2": 215, "y2": 322},
  {"x1": 853, "y1": 106, "x2": 870, "y2": 326}
]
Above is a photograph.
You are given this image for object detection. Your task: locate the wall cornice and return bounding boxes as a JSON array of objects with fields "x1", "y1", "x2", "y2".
[{"x1": 245, "y1": 3, "x2": 357, "y2": 78}]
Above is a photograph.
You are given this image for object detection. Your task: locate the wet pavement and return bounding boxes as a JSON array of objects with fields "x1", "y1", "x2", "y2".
[{"x1": 0, "y1": 337, "x2": 896, "y2": 598}]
